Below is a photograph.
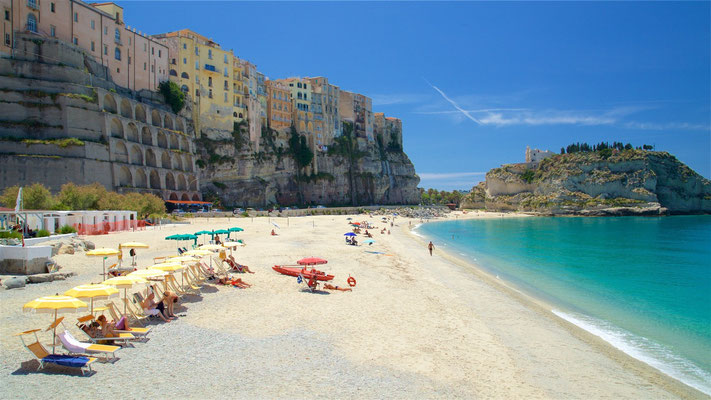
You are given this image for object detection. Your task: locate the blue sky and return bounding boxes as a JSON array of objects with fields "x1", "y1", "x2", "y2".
[{"x1": 118, "y1": 1, "x2": 710, "y2": 190}]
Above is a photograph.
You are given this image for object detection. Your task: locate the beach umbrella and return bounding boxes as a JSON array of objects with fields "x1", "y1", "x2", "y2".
[
  {"x1": 121, "y1": 242, "x2": 149, "y2": 266},
  {"x1": 272, "y1": 222, "x2": 280, "y2": 229},
  {"x1": 344, "y1": 232, "x2": 356, "y2": 237},
  {"x1": 103, "y1": 276, "x2": 147, "y2": 316},
  {"x1": 297, "y1": 257, "x2": 328, "y2": 266},
  {"x1": 86, "y1": 248, "x2": 120, "y2": 280},
  {"x1": 165, "y1": 234, "x2": 181, "y2": 240},
  {"x1": 129, "y1": 269, "x2": 169, "y2": 279},
  {"x1": 183, "y1": 249, "x2": 212, "y2": 257},
  {"x1": 352, "y1": 222, "x2": 361, "y2": 226},
  {"x1": 346, "y1": 217, "x2": 352, "y2": 220},
  {"x1": 64, "y1": 284, "x2": 119, "y2": 314},
  {"x1": 222, "y1": 241, "x2": 244, "y2": 255},
  {"x1": 198, "y1": 244, "x2": 225, "y2": 251},
  {"x1": 23, "y1": 295, "x2": 88, "y2": 353},
  {"x1": 195, "y1": 230, "x2": 213, "y2": 244},
  {"x1": 213, "y1": 229, "x2": 230, "y2": 235},
  {"x1": 150, "y1": 263, "x2": 186, "y2": 286},
  {"x1": 227, "y1": 227, "x2": 243, "y2": 239},
  {"x1": 167, "y1": 255, "x2": 200, "y2": 263}
]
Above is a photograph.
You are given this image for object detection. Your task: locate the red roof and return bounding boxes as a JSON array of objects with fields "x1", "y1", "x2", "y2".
[
  {"x1": 0, "y1": 207, "x2": 13, "y2": 211},
  {"x1": 165, "y1": 200, "x2": 212, "y2": 205}
]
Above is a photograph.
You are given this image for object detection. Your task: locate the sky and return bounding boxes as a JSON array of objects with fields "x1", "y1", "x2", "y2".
[{"x1": 117, "y1": 1, "x2": 710, "y2": 191}]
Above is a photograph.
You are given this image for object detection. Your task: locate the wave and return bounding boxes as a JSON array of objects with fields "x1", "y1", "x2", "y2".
[{"x1": 552, "y1": 310, "x2": 711, "y2": 396}]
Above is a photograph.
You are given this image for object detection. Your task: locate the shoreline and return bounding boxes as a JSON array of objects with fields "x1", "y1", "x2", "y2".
[{"x1": 408, "y1": 213, "x2": 707, "y2": 399}]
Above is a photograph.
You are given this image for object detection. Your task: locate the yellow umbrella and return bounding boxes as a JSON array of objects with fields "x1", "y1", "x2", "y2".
[
  {"x1": 64, "y1": 284, "x2": 119, "y2": 314},
  {"x1": 120, "y1": 242, "x2": 149, "y2": 266},
  {"x1": 86, "y1": 248, "x2": 121, "y2": 280},
  {"x1": 103, "y1": 276, "x2": 147, "y2": 316},
  {"x1": 183, "y1": 249, "x2": 212, "y2": 257},
  {"x1": 198, "y1": 244, "x2": 224, "y2": 251},
  {"x1": 23, "y1": 295, "x2": 88, "y2": 353},
  {"x1": 222, "y1": 241, "x2": 244, "y2": 256},
  {"x1": 128, "y1": 269, "x2": 169, "y2": 279},
  {"x1": 167, "y1": 256, "x2": 200, "y2": 263}
]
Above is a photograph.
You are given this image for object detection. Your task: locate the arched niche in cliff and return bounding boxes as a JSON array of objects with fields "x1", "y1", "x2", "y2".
[
  {"x1": 114, "y1": 141, "x2": 128, "y2": 163},
  {"x1": 120, "y1": 98, "x2": 133, "y2": 119},
  {"x1": 142, "y1": 126, "x2": 153, "y2": 146},
  {"x1": 135, "y1": 168, "x2": 147, "y2": 188},
  {"x1": 181, "y1": 193, "x2": 190, "y2": 201},
  {"x1": 104, "y1": 94, "x2": 118, "y2": 114},
  {"x1": 164, "y1": 115, "x2": 174, "y2": 130},
  {"x1": 165, "y1": 173, "x2": 176, "y2": 190},
  {"x1": 126, "y1": 122, "x2": 139, "y2": 143},
  {"x1": 169, "y1": 134, "x2": 179, "y2": 150},
  {"x1": 177, "y1": 174, "x2": 187, "y2": 191},
  {"x1": 192, "y1": 193, "x2": 200, "y2": 201},
  {"x1": 161, "y1": 151, "x2": 171, "y2": 169},
  {"x1": 157, "y1": 131, "x2": 168, "y2": 148},
  {"x1": 130, "y1": 145, "x2": 143, "y2": 166},
  {"x1": 135, "y1": 104, "x2": 146, "y2": 123},
  {"x1": 189, "y1": 178, "x2": 198, "y2": 191},
  {"x1": 110, "y1": 118, "x2": 124, "y2": 139},
  {"x1": 151, "y1": 110, "x2": 162, "y2": 127},
  {"x1": 145, "y1": 149, "x2": 157, "y2": 168},
  {"x1": 183, "y1": 154, "x2": 192, "y2": 172},
  {"x1": 149, "y1": 169, "x2": 160, "y2": 189},
  {"x1": 172, "y1": 153, "x2": 183, "y2": 171},
  {"x1": 180, "y1": 137, "x2": 189, "y2": 152},
  {"x1": 118, "y1": 166, "x2": 132, "y2": 187},
  {"x1": 175, "y1": 119, "x2": 184, "y2": 133},
  {"x1": 168, "y1": 192, "x2": 178, "y2": 200}
]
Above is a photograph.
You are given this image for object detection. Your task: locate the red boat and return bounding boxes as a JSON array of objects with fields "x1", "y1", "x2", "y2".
[{"x1": 272, "y1": 265, "x2": 334, "y2": 281}]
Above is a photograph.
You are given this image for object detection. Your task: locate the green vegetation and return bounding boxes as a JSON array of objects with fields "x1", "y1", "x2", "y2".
[
  {"x1": 59, "y1": 225, "x2": 77, "y2": 234},
  {"x1": 288, "y1": 125, "x2": 314, "y2": 169},
  {"x1": 521, "y1": 170, "x2": 535, "y2": 183},
  {"x1": 561, "y1": 141, "x2": 650, "y2": 154},
  {"x1": 36, "y1": 229, "x2": 50, "y2": 237},
  {"x1": 0, "y1": 231, "x2": 22, "y2": 240},
  {"x1": 419, "y1": 188, "x2": 465, "y2": 205},
  {"x1": 22, "y1": 138, "x2": 85, "y2": 147},
  {"x1": 212, "y1": 181, "x2": 227, "y2": 189},
  {"x1": 195, "y1": 159, "x2": 205, "y2": 169},
  {"x1": 0, "y1": 119, "x2": 63, "y2": 129},
  {"x1": 158, "y1": 81, "x2": 185, "y2": 114},
  {"x1": 375, "y1": 134, "x2": 387, "y2": 161},
  {"x1": 1, "y1": 183, "x2": 166, "y2": 218},
  {"x1": 233, "y1": 121, "x2": 248, "y2": 152}
]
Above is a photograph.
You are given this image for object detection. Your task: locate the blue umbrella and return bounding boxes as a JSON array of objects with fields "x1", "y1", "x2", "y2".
[{"x1": 344, "y1": 232, "x2": 356, "y2": 237}]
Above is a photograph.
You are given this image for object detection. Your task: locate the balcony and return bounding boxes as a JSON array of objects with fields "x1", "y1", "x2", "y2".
[
  {"x1": 203, "y1": 64, "x2": 217, "y2": 72},
  {"x1": 27, "y1": 0, "x2": 39, "y2": 10}
]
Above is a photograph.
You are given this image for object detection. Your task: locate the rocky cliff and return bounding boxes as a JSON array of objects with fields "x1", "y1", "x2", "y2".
[
  {"x1": 195, "y1": 126, "x2": 420, "y2": 207},
  {"x1": 461, "y1": 150, "x2": 711, "y2": 215}
]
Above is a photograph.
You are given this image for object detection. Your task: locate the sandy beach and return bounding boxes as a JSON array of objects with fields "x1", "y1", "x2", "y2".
[{"x1": 0, "y1": 212, "x2": 705, "y2": 399}]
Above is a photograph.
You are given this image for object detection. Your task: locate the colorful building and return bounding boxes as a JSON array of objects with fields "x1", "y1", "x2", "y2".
[
  {"x1": 1, "y1": 0, "x2": 167, "y2": 92},
  {"x1": 305, "y1": 76, "x2": 341, "y2": 148},
  {"x1": 265, "y1": 79, "x2": 292, "y2": 131},
  {"x1": 374, "y1": 113, "x2": 403, "y2": 150},
  {"x1": 153, "y1": 29, "x2": 235, "y2": 138},
  {"x1": 339, "y1": 90, "x2": 373, "y2": 141}
]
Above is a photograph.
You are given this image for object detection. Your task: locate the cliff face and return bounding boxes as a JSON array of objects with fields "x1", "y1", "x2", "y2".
[
  {"x1": 196, "y1": 132, "x2": 420, "y2": 207},
  {"x1": 461, "y1": 150, "x2": 711, "y2": 215}
]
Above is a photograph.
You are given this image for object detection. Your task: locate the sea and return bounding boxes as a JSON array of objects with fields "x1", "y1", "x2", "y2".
[{"x1": 415, "y1": 215, "x2": 711, "y2": 395}]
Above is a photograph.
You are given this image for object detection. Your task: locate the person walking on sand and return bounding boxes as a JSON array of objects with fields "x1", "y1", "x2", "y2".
[{"x1": 428, "y1": 241, "x2": 435, "y2": 256}]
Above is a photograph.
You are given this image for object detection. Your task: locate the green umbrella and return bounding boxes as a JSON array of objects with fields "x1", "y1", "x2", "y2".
[
  {"x1": 165, "y1": 234, "x2": 181, "y2": 240},
  {"x1": 227, "y1": 227, "x2": 243, "y2": 239},
  {"x1": 214, "y1": 229, "x2": 230, "y2": 234},
  {"x1": 195, "y1": 230, "x2": 213, "y2": 245}
]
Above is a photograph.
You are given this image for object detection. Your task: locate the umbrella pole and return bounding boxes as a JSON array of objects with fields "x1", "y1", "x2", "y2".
[
  {"x1": 102, "y1": 258, "x2": 106, "y2": 281},
  {"x1": 52, "y1": 309, "x2": 57, "y2": 354},
  {"x1": 123, "y1": 288, "x2": 128, "y2": 316}
]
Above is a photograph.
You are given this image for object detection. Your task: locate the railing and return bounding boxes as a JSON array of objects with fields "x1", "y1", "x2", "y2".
[{"x1": 73, "y1": 220, "x2": 146, "y2": 236}]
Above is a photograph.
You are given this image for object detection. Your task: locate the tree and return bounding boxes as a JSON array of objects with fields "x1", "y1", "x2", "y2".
[
  {"x1": 287, "y1": 125, "x2": 313, "y2": 169},
  {"x1": 158, "y1": 81, "x2": 185, "y2": 114},
  {"x1": 56, "y1": 183, "x2": 106, "y2": 210}
]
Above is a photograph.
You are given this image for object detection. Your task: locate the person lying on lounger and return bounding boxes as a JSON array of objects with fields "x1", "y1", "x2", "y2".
[
  {"x1": 97, "y1": 314, "x2": 130, "y2": 334},
  {"x1": 216, "y1": 276, "x2": 251, "y2": 288},
  {"x1": 227, "y1": 255, "x2": 255, "y2": 273},
  {"x1": 323, "y1": 283, "x2": 352, "y2": 292}
]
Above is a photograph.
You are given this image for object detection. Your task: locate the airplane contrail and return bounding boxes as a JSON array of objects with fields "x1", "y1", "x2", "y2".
[{"x1": 425, "y1": 79, "x2": 482, "y2": 125}]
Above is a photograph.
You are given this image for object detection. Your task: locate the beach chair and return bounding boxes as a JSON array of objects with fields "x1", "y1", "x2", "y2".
[
  {"x1": 188, "y1": 264, "x2": 207, "y2": 284},
  {"x1": 76, "y1": 312, "x2": 136, "y2": 345},
  {"x1": 16, "y1": 329, "x2": 97, "y2": 375},
  {"x1": 120, "y1": 298, "x2": 152, "y2": 325},
  {"x1": 83, "y1": 311, "x2": 151, "y2": 337},
  {"x1": 182, "y1": 269, "x2": 202, "y2": 291},
  {"x1": 165, "y1": 274, "x2": 194, "y2": 296},
  {"x1": 56, "y1": 330, "x2": 120, "y2": 361}
]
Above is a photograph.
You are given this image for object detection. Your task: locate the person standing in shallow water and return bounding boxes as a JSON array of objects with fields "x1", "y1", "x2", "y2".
[{"x1": 428, "y1": 241, "x2": 435, "y2": 256}]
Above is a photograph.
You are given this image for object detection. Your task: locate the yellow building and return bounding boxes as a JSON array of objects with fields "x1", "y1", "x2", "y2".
[
  {"x1": 231, "y1": 59, "x2": 246, "y2": 122},
  {"x1": 274, "y1": 77, "x2": 313, "y2": 137},
  {"x1": 154, "y1": 29, "x2": 235, "y2": 138},
  {"x1": 266, "y1": 80, "x2": 292, "y2": 131}
]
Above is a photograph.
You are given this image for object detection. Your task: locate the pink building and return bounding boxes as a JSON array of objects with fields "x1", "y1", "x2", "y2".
[{"x1": 0, "y1": 0, "x2": 167, "y2": 92}]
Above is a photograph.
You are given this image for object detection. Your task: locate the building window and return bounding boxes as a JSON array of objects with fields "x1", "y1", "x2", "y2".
[
  {"x1": 143, "y1": 62, "x2": 146, "y2": 70},
  {"x1": 208, "y1": 49, "x2": 212, "y2": 59},
  {"x1": 128, "y1": 37, "x2": 131, "y2": 45},
  {"x1": 194, "y1": 46, "x2": 198, "y2": 56},
  {"x1": 5, "y1": 10, "x2": 9, "y2": 20},
  {"x1": 183, "y1": 57, "x2": 186, "y2": 64},
  {"x1": 27, "y1": 0, "x2": 38, "y2": 9},
  {"x1": 151, "y1": 65, "x2": 154, "y2": 72},
  {"x1": 208, "y1": 89, "x2": 212, "y2": 99},
  {"x1": 115, "y1": 28, "x2": 120, "y2": 43},
  {"x1": 50, "y1": 3, "x2": 55, "y2": 12},
  {"x1": 224, "y1": 54, "x2": 228, "y2": 63},
  {"x1": 223, "y1": 80, "x2": 228, "y2": 90},
  {"x1": 73, "y1": 12, "x2": 78, "y2": 22},
  {"x1": 195, "y1": 61, "x2": 199, "y2": 70},
  {"x1": 158, "y1": 50, "x2": 161, "y2": 57},
  {"x1": 91, "y1": 20, "x2": 95, "y2": 30},
  {"x1": 195, "y1": 76, "x2": 199, "y2": 84},
  {"x1": 91, "y1": 41, "x2": 95, "y2": 51},
  {"x1": 128, "y1": 56, "x2": 131, "y2": 65},
  {"x1": 196, "y1": 89, "x2": 199, "y2": 97},
  {"x1": 151, "y1": 47, "x2": 154, "y2": 55},
  {"x1": 143, "y1": 43, "x2": 147, "y2": 52},
  {"x1": 208, "y1": 77, "x2": 212, "y2": 87},
  {"x1": 114, "y1": 47, "x2": 121, "y2": 60},
  {"x1": 224, "y1": 93, "x2": 227, "y2": 102},
  {"x1": 297, "y1": 82, "x2": 302, "y2": 88},
  {"x1": 104, "y1": 27, "x2": 108, "y2": 35},
  {"x1": 72, "y1": 37, "x2": 78, "y2": 45},
  {"x1": 4, "y1": 33, "x2": 9, "y2": 46},
  {"x1": 50, "y1": 25, "x2": 56, "y2": 37},
  {"x1": 26, "y1": 14, "x2": 37, "y2": 33},
  {"x1": 104, "y1": 45, "x2": 108, "y2": 55},
  {"x1": 182, "y1": 43, "x2": 186, "y2": 50}
]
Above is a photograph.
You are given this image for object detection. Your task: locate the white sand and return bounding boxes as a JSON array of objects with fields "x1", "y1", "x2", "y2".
[{"x1": 0, "y1": 213, "x2": 704, "y2": 399}]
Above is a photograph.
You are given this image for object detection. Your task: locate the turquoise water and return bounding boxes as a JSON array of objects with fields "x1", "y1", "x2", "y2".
[{"x1": 417, "y1": 216, "x2": 711, "y2": 394}]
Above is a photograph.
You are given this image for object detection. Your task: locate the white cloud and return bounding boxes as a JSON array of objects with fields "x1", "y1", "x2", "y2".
[{"x1": 623, "y1": 121, "x2": 711, "y2": 131}]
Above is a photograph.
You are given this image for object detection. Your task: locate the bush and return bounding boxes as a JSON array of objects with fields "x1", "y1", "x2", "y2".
[
  {"x1": 158, "y1": 81, "x2": 185, "y2": 114},
  {"x1": 59, "y1": 225, "x2": 77, "y2": 234},
  {"x1": 0, "y1": 231, "x2": 22, "y2": 239},
  {"x1": 521, "y1": 170, "x2": 535, "y2": 183},
  {"x1": 241, "y1": 211, "x2": 249, "y2": 217},
  {"x1": 36, "y1": 229, "x2": 50, "y2": 237}
]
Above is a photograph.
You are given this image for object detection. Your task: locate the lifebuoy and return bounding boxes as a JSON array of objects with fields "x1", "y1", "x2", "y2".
[{"x1": 347, "y1": 276, "x2": 356, "y2": 287}]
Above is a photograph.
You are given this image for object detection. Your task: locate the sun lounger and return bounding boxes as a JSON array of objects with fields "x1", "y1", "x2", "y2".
[
  {"x1": 76, "y1": 311, "x2": 136, "y2": 345},
  {"x1": 57, "y1": 330, "x2": 120, "y2": 361},
  {"x1": 80, "y1": 312, "x2": 151, "y2": 337},
  {"x1": 166, "y1": 274, "x2": 195, "y2": 295},
  {"x1": 188, "y1": 265, "x2": 207, "y2": 283},
  {"x1": 16, "y1": 329, "x2": 97, "y2": 375},
  {"x1": 182, "y1": 270, "x2": 202, "y2": 291}
]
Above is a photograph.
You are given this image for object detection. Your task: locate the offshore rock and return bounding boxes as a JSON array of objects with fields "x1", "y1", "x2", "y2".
[{"x1": 461, "y1": 150, "x2": 711, "y2": 215}]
